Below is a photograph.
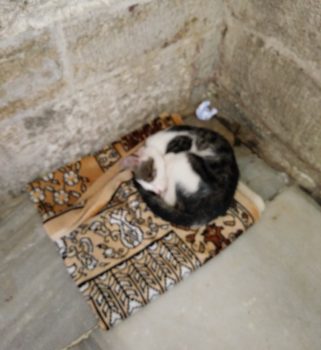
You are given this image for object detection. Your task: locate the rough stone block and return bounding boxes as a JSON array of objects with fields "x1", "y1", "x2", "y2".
[
  {"x1": 0, "y1": 0, "x2": 106, "y2": 39},
  {"x1": 225, "y1": 0, "x2": 321, "y2": 64},
  {"x1": 72, "y1": 187, "x2": 321, "y2": 350},
  {"x1": 217, "y1": 23, "x2": 321, "y2": 175},
  {"x1": 0, "y1": 195, "x2": 97, "y2": 350},
  {"x1": 63, "y1": 0, "x2": 224, "y2": 86},
  {"x1": 0, "y1": 93, "x2": 117, "y2": 199},
  {"x1": 86, "y1": 38, "x2": 195, "y2": 134},
  {"x1": 0, "y1": 30, "x2": 64, "y2": 121}
]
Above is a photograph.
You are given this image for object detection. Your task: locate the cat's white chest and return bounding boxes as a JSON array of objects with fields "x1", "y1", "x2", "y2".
[{"x1": 162, "y1": 153, "x2": 200, "y2": 206}]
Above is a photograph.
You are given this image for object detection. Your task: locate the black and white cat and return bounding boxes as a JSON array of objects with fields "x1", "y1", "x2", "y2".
[{"x1": 127, "y1": 125, "x2": 239, "y2": 227}]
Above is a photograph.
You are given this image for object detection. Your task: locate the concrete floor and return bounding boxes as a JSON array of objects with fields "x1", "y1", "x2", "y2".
[{"x1": 1, "y1": 143, "x2": 320, "y2": 350}]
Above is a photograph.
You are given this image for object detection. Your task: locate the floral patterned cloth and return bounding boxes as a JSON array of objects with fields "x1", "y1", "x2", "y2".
[{"x1": 28, "y1": 113, "x2": 263, "y2": 330}]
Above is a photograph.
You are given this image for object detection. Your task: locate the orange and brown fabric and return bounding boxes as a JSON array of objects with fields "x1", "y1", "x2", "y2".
[{"x1": 28, "y1": 114, "x2": 264, "y2": 330}]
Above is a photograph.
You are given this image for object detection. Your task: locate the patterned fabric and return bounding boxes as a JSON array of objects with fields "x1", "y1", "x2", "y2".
[{"x1": 28, "y1": 113, "x2": 263, "y2": 330}]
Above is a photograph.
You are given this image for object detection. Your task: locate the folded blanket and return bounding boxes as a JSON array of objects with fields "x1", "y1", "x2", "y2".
[{"x1": 28, "y1": 113, "x2": 264, "y2": 330}]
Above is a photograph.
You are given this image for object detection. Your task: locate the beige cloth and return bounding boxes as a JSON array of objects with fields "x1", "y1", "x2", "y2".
[{"x1": 28, "y1": 114, "x2": 264, "y2": 330}]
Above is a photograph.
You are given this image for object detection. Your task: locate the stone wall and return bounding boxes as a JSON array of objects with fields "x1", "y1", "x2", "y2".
[
  {"x1": 206, "y1": 0, "x2": 321, "y2": 197},
  {"x1": 0, "y1": 0, "x2": 225, "y2": 199},
  {"x1": 1, "y1": 0, "x2": 320, "y2": 200}
]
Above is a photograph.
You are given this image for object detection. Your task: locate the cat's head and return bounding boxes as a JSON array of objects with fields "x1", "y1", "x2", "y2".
[{"x1": 132, "y1": 146, "x2": 167, "y2": 195}]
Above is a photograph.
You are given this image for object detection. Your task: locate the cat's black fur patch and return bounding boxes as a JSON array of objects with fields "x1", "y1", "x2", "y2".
[{"x1": 165, "y1": 135, "x2": 192, "y2": 154}]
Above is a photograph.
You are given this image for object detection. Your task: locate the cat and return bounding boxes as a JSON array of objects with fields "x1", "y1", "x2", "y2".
[
  {"x1": 132, "y1": 148, "x2": 201, "y2": 206},
  {"x1": 127, "y1": 125, "x2": 240, "y2": 227}
]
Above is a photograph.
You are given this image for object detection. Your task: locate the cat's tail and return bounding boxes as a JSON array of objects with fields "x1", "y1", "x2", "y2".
[{"x1": 134, "y1": 181, "x2": 211, "y2": 227}]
